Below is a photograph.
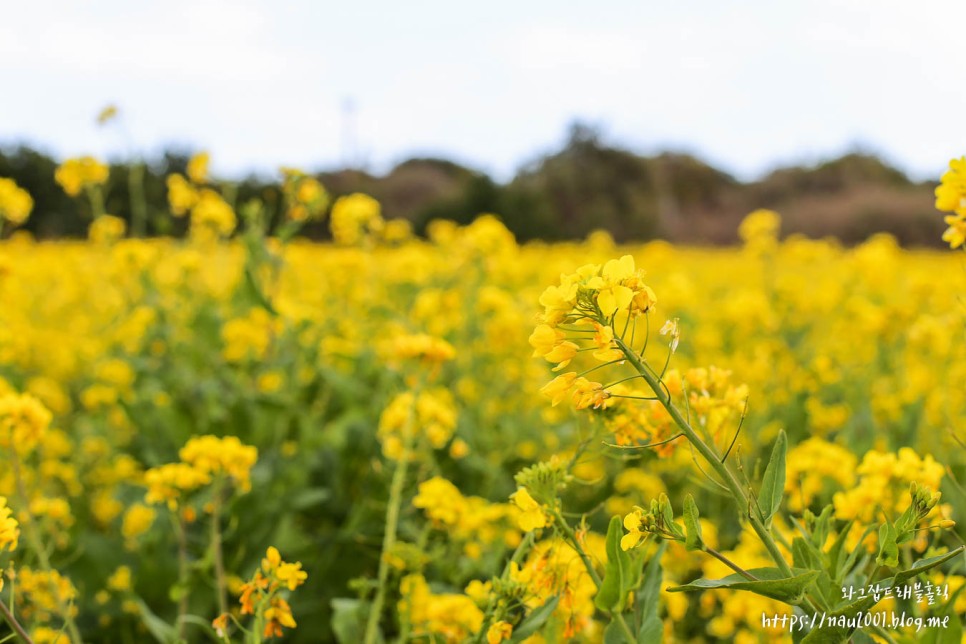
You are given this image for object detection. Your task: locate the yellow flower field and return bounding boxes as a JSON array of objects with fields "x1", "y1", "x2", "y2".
[{"x1": 0, "y1": 158, "x2": 963, "y2": 642}]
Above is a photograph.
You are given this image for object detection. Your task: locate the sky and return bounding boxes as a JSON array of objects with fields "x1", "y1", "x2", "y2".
[{"x1": 1, "y1": 0, "x2": 964, "y2": 183}]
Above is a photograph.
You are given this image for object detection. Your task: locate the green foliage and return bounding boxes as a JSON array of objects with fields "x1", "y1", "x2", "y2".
[
  {"x1": 669, "y1": 567, "x2": 821, "y2": 604},
  {"x1": 683, "y1": 494, "x2": 702, "y2": 551},
  {"x1": 595, "y1": 516, "x2": 637, "y2": 612},
  {"x1": 758, "y1": 429, "x2": 787, "y2": 525}
]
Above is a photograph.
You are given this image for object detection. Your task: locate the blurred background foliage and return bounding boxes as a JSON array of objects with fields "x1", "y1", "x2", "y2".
[{"x1": 0, "y1": 122, "x2": 944, "y2": 245}]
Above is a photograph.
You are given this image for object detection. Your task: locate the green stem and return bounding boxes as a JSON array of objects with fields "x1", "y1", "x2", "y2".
[
  {"x1": 363, "y1": 453, "x2": 409, "y2": 644},
  {"x1": 475, "y1": 532, "x2": 535, "y2": 644},
  {"x1": 364, "y1": 385, "x2": 422, "y2": 644},
  {"x1": 0, "y1": 597, "x2": 32, "y2": 644},
  {"x1": 553, "y1": 512, "x2": 636, "y2": 643},
  {"x1": 84, "y1": 184, "x2": 105, "y2": 220},
  {"x1": 11, "y1": 455, "x2": 84, "y2": 644},
  {"x1": 210, "y1": 481, "x2": 228, "y2": 618},
  {"x1": 128, "y1": 161, "x2": 148, "y2": 237},
  {"x1": 614, "y1": 338, "x2": 794, "y2": 578},
  {"x1": 702, "y1": 546, "x2": 758, "y2": 581},
  {"x1": 174, "y1": 514, "x2": 190, "y2": 641}
]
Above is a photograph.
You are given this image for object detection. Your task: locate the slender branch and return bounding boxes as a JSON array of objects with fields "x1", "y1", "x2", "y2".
[
  {"x1": 0, "y1": 597, "x2": 32, "y2": 644},
  {"x1": 174, "y1": 513, "x2": 190, "y2": 641},
  {"x1": 614, "y1": 337, "x2": 794, "y2": 578},
  {"x1": 602, "y1": 374, "x2": 644, "y2": 389},
  {"x1": 603, "y1": 433, "x2": 685, "y2": 451},
  {"x1": 364, "y1": 385, "x2": 420, "y2": 644},
  {"x1": 210, "y1": 480, "x2": 228, "y2": 618},
  {"x1": 577, "y1": 359, "x2": 624, "y2": 378},
  {"x1": 703, "y1": 546, "x2": 759, "y2": 581},
  {"x1": 721, "y1": 397, "x2": 749, "y2": 463},
  {"x1": 607, "y1": 394, "x2": 659, "y2": 401}
]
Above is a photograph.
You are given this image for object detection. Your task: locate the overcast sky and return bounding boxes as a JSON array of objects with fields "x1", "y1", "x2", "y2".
[{"x1": 2, "y1": 1, "x2": 963, "y2": 182}]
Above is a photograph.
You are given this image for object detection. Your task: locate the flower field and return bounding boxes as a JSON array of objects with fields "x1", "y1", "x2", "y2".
[{"x1": 0, "y1": 158, "x2": 964, "y2": 643}]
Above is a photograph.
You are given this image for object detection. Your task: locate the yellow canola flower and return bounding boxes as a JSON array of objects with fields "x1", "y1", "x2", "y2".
[
  {"x1": 0, "y1": 177, "x2": 34, "y2": 225},
  {"x1": 166, "y1": 173, "x2": 198, "y2": 216},
  {"x1": 387, "y1": 333, "x2": 456, "y2": 364},
  {"x1": 143, "y1": 463, "x2": 210, "y2": 509},
  {"x1": 378, "y1": 389, "x2": 457, "y2": 460},
  {"x1": 178, "y1": 435, "x2": 258, "y2": 492},
  {"x1": 935, "y1": 157, "x2": 966, "y2": 248},
  {"x1": 106, "y1": 566, "x2": 132, "y2": 592},
  {"x1": 486, "y1": 621, "x2": 513, "y2": 644},
  {"x1": 89, "y1": 215, "x2": 126, "y2": 243},
  {"x1": 30, "y1": 626, "x2": 73, "y2": 644},
  {"x1": 935, "y1": 157, "x2": 966, "y2": 217},
  {"x1": 0, "y1": 392, "x2": 52, "y2": 455},
  {"x1": 262, "y1": 546, "x2": 308, "y2": 591},
  {"x1": 189, "y1": 189, "x2": 236, "y2": 241},
  {"x1": 398, "y1": 573, "x2": 483, "y2": 640},
  {"x1": 738, "y1": 208, "x2": 781, "y2": 248},
  {"x1": 187, "y1": 151, "x2": 210, "y2": 184},
  {"x1": 281, "y1": 168, "x2": 329, "y2": 222},
  {"x1": 55, "y1": 156, "x2": 109, "y2": 197},
  {"x1": 121, "y1": 503, "x2": 156, "y2": 542},
  {"x1": 0, "y1": 496, "x2": 19, "y2": 552},
  {"x1": 942, "y1": 215, "x2": 966, "y2": 249},
  {"x1": 509, "y1": 487, "x2": 550, "y2": 532},
  {"x1": 330, "y1": 193, "x2": 383, "y2": 245},
  {"x1": 621, "y1": 507, "x2": 646, "y2": 551}
]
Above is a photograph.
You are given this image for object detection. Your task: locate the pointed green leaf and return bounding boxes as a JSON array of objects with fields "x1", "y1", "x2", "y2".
[
  {"x1": 683, "y1": 494, "x2": 702, "y2": 551},
  {"x1": 827, "y1": 519, "x2": 854, "y2": 581},
  {"x1": 510, "y1": 595, "x2": 560, "y2": 642},
  {"x1": 637, "y1": 543, "x2": 666, "y2": 642},
  {"x1": 758, "y1": 429, "x2": 787, "y2": 524},
  {"x1": 135, "y1": 599, "x2": 179, "y2": 644},
  {"x1": 875, "y1": 522, "x2": 899, "y2": 568},
  {"x1": 792, "y1": 537, "x2": 822, "y2": 571},
  {"x1": 603, "y1": 620, "x2": 629, "y2": 644},
  {"x1": 332, "y1": 598, "x2": 374, "y2": 644},
  {"x1": 809, "y1": 505, "x2": 833, "y2": 548},
  {"x1": 894, "y1": 547, "x2": 964, "y2": 584},
  {"x1": 595, "y1": 516, "x2": 632, "y2": 612},
  {"x1": 668, "y1": 567, "x2": 819, "y2": 604}
]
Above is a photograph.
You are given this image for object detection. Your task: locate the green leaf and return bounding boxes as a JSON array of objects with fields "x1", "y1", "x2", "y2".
[
  {"x1": 636, "y1": 543, "x2": 666, "y2": 642},
  {"x1": 894, "y1": 547, "x2": 964, "y2": 584},
  {"x1": 289, "y1": 487, "x2": 332, "y2": 510},
  {"x1": 135, "y1": 599, "x2": 178, "y2": 644},
  {"x1": 659, "y1": 494, "x2": 675, "y2": 531},
  {"x1": 683, "y1": 494, "x2": 702, "y2": 551},
  {"x1": 802, "y1": 547, "x2": 965, "y2": 643},
  {"x1": 331, "y1": 598, "x2": 373, "y2": 643},
  {"x1": 839, "y1": 524, "x2": 876, "y2": 579},
  {"x1": 827, "y1": 519, "x2": 854, "y2": 581},
  {"x1": 792, "y1": 537, "x2": 822, "y2": 571},
  {"x1": 595, "y1": 516, "x2": 633, "y2": 612},
  {"x1": 809, "y1": 505, "x2": 834, "y2": 549},
  {"x1": 510, "y1": 596, "x2": 560, "y2": 642},
  {"x1": 875, "y1": 522, "x2": 899, "y2": 567},
  {"x1": 758, "y1": 429, "x2": 787, "y2": 524},
  {"x1": 668, "y1": 567, "x2": 820, "y2": 604},
  {"x1": 242, "y1": 264, "x2": 278, "y2": 315},
  {"x1": 603, "y1": 620, "x2": 628, "y2": 644}
]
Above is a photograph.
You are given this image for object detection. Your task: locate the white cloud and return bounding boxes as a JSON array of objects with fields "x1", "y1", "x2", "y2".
[{"x1": 1, "y1": 0, "x2": 966, "y2": 180}]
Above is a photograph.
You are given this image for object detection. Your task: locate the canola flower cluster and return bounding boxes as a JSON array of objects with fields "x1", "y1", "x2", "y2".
[
  {"x1": 0, "y1": 153, "x2": 962, "y2": 642},
  {"x1": 935, "y1": 157, "x2": 966, "y2": 249}
]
